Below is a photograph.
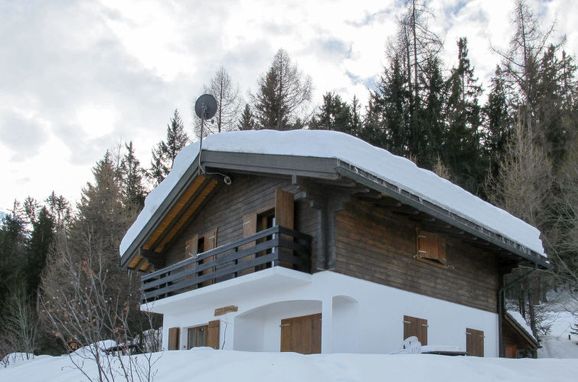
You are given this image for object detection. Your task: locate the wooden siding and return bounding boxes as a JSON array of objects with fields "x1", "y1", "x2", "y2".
[
  {"x1": 163, "y1": 174, "x2": 318, "y2": 268},
  {"x1": 334, "y1": 200, "x2": 500, "y2": 312}
]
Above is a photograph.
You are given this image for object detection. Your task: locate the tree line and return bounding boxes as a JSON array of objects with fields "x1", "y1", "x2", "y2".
[{"x1": 0, "y1": 0, "x2": 577, "y2": 360}]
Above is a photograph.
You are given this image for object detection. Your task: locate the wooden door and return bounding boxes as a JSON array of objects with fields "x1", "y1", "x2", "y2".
[
  {"x1": 200, "y1": 228, "x2": 217, "y2": 286},
  {"x1": 466, "y1": 328, "x2": 484, "y2": 357},
  {"x1": 280, "y1": 313, "x2": 322, "y2": 354},
  {"x1": 239, "y1": 213, "x2": 257, "y2": 276}
]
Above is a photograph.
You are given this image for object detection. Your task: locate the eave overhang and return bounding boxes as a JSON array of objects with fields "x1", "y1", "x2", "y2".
[{"x1": 120, "y1": 150, "x2": 549, "y2": 271}]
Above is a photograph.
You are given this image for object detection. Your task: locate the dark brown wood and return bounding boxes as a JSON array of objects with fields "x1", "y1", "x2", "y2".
[
  {"x1": 335, "y1": 200, "x2": 500, "y2": 312},
  {"x1": 168, "y1": 327, "x2": 180, "y2": 350},
  {"x1": 207, "y1": 320, "x2": 220, "y2": 349},
  {"x1": 466, "y1": 328, "x2": 484, "y2": 357},
  {"x1": 416, "y1": 229, "x2": 447, "y2": 265},
  {"x1": 280, "y1": 313, "x2": 321, "y2": 354},
  {"x1": 403, "y1": 315, "x2": 428, "y2": 345}
]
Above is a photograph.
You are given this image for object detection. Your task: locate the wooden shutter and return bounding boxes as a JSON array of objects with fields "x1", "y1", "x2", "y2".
[
  {"x1": 466, "y1": 328, "x2": 484, "y2": 357},
  {"x1": 207, "y1": 320, "x2": 220, "y2": 349},
  {"x1": 168, "y1": 327, "x2": 180, "y2": 350},
  {"x1": 275, "y1": 189, "x2": 294, "y2": 229},
  {"x1": 403, "y1": 315, "x2": 428, "y2": 346},
  {"x1": 239, "y1": 213, "x2": 257, "y2": 276},
  {"x1": 416, "y1": 230, "x2": 447, "y2": 265}
]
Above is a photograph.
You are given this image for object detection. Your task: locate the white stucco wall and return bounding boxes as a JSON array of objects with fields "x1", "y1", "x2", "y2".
[{"x1": 148, "y1": 268, "x2": 499, "y2": 356}]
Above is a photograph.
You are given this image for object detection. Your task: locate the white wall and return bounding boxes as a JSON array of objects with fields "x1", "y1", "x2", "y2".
[{"x1": 154, "y1": 269, "x2": 499, "y2": 356}]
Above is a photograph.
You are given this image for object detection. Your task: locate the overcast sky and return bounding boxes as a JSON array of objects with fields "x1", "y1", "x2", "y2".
[{"x1": 1, "y1": 0, "x2": 576, "y2": 212}]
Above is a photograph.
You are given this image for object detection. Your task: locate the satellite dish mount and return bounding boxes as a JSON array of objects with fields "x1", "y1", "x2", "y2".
[{"x1": 195, "y1": 94, "x2": 218, "y2": 175}]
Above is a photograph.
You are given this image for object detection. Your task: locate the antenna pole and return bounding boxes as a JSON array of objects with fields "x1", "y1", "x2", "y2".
[{"x1": 198, "y1": 104, "x2": 206, "y2": 175}]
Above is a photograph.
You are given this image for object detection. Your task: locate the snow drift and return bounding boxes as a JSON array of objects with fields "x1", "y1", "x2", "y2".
[{"x1": 2, "y1": 348, "x2": 576, "y2": 382}]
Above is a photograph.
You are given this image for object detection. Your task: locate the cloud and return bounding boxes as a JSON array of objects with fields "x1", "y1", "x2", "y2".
[
  {"x1": 0, "y1": 111, "x2": 48, "y2": 161},
  {"x1": 0, "y1": 0, "x2": 577, "y2": 210}
]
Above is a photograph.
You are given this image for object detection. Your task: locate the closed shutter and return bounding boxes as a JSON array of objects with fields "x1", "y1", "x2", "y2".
[
  {"x1": 275, "y1": 189, "x2": 294, "y2": 230},
  {"x1": 466, "y1": 328, "x2": 484, "y2": 357},
  {"x1": 239, "y1": 213, "x2": 257, "y2": 276},
  {"x1": 168, "y1": 327, "x2": 180, "y2": 350},
  {"x1": 207, "y1": 320, "x2": 220, "y2": 349},
  {"x1": 416, "y1": 230, "x2": 447, "y2": 265},
  {"x1": 403, "y1": 315, "x2": 428, "y2": 346}
]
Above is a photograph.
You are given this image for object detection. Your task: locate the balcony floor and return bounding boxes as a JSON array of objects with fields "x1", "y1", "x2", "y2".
[{"x1": 141, "y1": 266, "x2": 312, "y2": 314}]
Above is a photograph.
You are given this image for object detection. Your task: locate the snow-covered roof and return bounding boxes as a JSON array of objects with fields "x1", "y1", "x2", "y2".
[
  {"x1": 120, "y1": 130, "x2": 546, "y2": 260},
  {"x1": 507, "y1": 310, "x2": 537, "y2": 342}
]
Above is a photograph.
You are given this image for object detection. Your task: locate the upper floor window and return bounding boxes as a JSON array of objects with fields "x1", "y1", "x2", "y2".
[{"x1": 416, "y1": 229, "x2": 447, "y2": 265}]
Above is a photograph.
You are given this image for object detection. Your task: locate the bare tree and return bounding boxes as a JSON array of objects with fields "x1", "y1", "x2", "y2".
[
  {"x1": 0, "y1": 282, "x2": 39, "y2": 362},
  {"x1": 486, "y1": 107, "x2": 553, "y2": 229},
  {"x1": 203, "y1": 67, "x2": 242, "y2": 134},
  {"x1": 41, "y1": 229, "x2": 159, "y2": 382},
  {"x1": 252, "y1": 49, "x2": 313, "y2": 130}
]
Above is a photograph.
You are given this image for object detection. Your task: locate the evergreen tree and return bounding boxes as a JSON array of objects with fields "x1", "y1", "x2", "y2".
[
  {"x1": 363, "y1": 53, "x2": 408, "y2": 155},
  {"x1": 443, "y1": 38, "x2": 484, "y2": 192},
  {"x1": 483, "y1": 66, "x2": 513, "y2": 179},
  {"x1": 120, "y1": 141, "x2": 146, "y2": 210},
  {"x1": 418, "y1": 54, "x2": 446, "y2": 168},
  {"x1": 150, "y1": 110, "x2": 189, "y2": 185},
  {"x1": 238, "y1": 104, "x2": 256, "y2": 131},
  {"x1": 252, "y1": 49, "x2": 312, "y2": 130},
  {"x1": 349, "y1": 96, "x2": 363, "y2": 137},
  {"x1": 26, "y1": 207, "x2": 54, "y2": 298},
  {"x1": 309, "y1": 92, "x2": 353, "y2": 133}
]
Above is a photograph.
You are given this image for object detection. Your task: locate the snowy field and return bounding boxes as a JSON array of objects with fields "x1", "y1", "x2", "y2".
[{"x1": 2, "y1": 348, "x2": 577, "y2": 382}]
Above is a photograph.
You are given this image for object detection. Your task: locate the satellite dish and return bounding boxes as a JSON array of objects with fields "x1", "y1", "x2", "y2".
[{"x1": 195, "y1": 94, "x2": 218, "y2": 120}]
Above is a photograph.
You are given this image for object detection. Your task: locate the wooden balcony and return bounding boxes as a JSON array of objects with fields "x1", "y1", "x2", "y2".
[{"x1": 141, "y1": 226, "x2": 312, "y2": 304}]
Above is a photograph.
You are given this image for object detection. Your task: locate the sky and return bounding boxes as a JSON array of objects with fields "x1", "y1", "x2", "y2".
[{"x1": 1, "y1": 0, "x2": 577, "y2": 212}]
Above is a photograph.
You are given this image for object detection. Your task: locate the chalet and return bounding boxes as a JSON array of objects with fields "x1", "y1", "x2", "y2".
[{"x1": 119, "y1": 130, "x2": 548, "y2": 357}]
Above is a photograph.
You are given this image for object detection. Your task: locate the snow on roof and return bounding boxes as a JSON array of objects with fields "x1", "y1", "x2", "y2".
[
  {"x1": 507, "y1": 310, "x2": 537, "y2": 341},
  {"x1": 120, "y1": 130, "x2": 545, "y2": 259}
]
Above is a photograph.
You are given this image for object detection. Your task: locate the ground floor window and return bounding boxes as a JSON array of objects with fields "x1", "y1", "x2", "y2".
[{"x1": 187, "y1": 325, "x2": 208, "y2": 349}]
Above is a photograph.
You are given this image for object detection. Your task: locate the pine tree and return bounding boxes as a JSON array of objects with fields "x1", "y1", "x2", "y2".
[
  {"x1": 238, "y1": 104, "x2": 255, "y2": 131},
  {"x1": 483, "y1": 66, "x2": 513, "y2": 179},
  {"x1": 443, "y1": 38, "x2": 484, "y2": 192},
  {"x1": 363, "y1": 53, "x2": 408, "y2": 155},
  {"x1": 309, "y1": 92, "x2": 352, "y2": 132},
  {"x1": 120, "y1": 141, "x2": 146, "y2": 210},
  {"x1": 26, "y1": 207, "x2": 54, "y2": 298},
  {"x1": 253, "y1": 49, "x2": 312, "y2": 130},
  {"x1": 150, "y1": 110, "x2": 189, "y2": 185}
]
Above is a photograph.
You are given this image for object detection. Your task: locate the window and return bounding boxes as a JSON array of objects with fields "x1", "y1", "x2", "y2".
[
  {"x1": 187, "y1": 321, "x2": 220, "y2": 349},
  {"x1": 184, "y1": 228, "x2": 218, "y2": 286},
  {"x1": 416, "y1": 229, "x2": 447, "y2": 265},
  {"x1": 403, "y1": 315, "x2": 428, "y2": 345},
  {"x1": 466, "y1": 328, "x2": 484, "y2": 357},
  {"x1": 187, "y1": 325, "x2": 207, "y2": 349}
]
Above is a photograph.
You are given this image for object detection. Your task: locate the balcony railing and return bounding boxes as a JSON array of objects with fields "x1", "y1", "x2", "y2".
[{"x1": 141, "y1": 226, "x2": 312, "y2": 303}]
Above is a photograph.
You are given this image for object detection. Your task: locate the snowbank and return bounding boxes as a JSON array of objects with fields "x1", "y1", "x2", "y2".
[
  {"x1": 120, "y1": 130, "x2": 546, "y2": 258},
  {"x1": 1, "y1": 348, "x2": 576, "y2": 382}
]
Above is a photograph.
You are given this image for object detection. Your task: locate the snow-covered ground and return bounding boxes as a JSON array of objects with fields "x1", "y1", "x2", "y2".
[
  {"x1": 1, "y1": 348, "x2": 576, "y2": 382},
  {"x1": 539, "y1": 310, "x2": 578, "y2": 359}
]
